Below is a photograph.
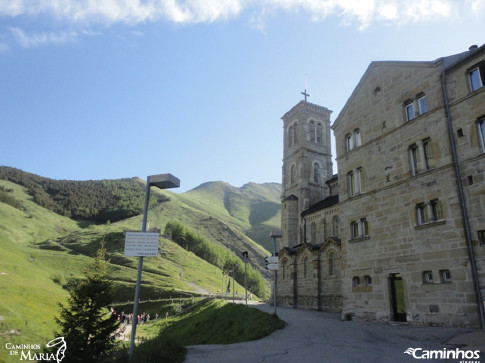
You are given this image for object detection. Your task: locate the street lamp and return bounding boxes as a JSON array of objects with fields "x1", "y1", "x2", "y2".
[
  {"x1": 242, "y1": 251, "x2": 248, "y2": 307},
  {"x1": 129, "y1": 173, "x2": 179, "y2": 359},
  {"x1": 269, "y1": 231, "x2": 282, "y2": 315}
]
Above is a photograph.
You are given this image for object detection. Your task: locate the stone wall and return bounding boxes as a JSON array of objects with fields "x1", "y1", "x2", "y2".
[{"x1": 332, "y1": 55, "x2": 484, "y2": 327}]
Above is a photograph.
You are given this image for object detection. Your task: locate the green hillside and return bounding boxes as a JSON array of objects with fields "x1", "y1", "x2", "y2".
[
  {"x1": 0, "y1": 169, "x2": 281, "y2": 358},
  {"x1": 181, "y1": 181, "x2": 282, "y2": 252},
  {"x1": 0, "y1": 166, "x2": 167, "y2": 223},
  {"x1": 0, "y1": 181, "x2": 243, "y2": 358}
]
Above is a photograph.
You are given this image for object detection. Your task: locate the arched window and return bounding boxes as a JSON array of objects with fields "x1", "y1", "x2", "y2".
[
  {"x1": 317, "y1": 123, "x2": 322, "y2": 143},
  {"x1": 328, "y1": 251, "x2": 335, "y2": 276},
  {"x1": 290, "y1": 164, "x2": 296, "y2": 185},
  {"x1": 313, "y1": 162, "x2": 320, "y2": 184},
  {"x1": 288, "y1": 123, "x2": 298, "y2": 147},
  {"x1": 309, "y1": 121, "x2": 316, "y2": 142},
  {"x1": 303, "y1": 256, "x2": 309, "y2": 278},
  {"x1": 282, "y1": 259, "x2": 287, "y2": 280}
]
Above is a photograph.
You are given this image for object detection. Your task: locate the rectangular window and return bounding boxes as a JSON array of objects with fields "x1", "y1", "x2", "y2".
[
  {"x1": 469, "y1": 64, "x2": 485, "y2": 91},
  {"x1": 346, "y1": 134, "x2": 353, "y2": 151},
  {"x1": 361, "y1": 218, "x2": 369, "y2": 237},
  {"x1": 409, "y1": 144, "x2": 419, "y2": 176},
  {"x1": 423, "y1": 138, "x2": 434, "y2": 169},
  {"x1": 479, "y1": 119, "x2": 485, "y2": 153},
  {"x1": 416, "y1": 202, "x2": 429, "y2": 225},
  {"x1": 352, "y1": 276, "x2": 360, "y2": 286},
  {"x1": 418, "y1": 96, "x2": 428, "y2": 114},
  {"x1": 478, "y1": 230, "x2": 485, "y2": 245},
  {"x1": 350, "y1": 219, "x2": 369, "y2": 239},
  {"x1": 423, "y1": 271, "x2": 433, "y2": 284},
  {"x1": 416, "y1": 199, "x2": 444, "y2": 225},
  {"x1": 348, "y1": 171, "x2": 355, "y2": 196},
  {"x1": 439, "y1": 269, "x2": 452, "y2": 283},
  {"x1": 405, "y1": 103, "x2": 415, "y2": 121},
  {"x1": 354, "y1": 129, "x2": 361, "y2": 147},
  {"x1": 356, "y1": 167, "x2": 363, "y2": 193},
  {"x1": 430, "y1": 199, "x2": 443, "y2": 221},
  {"x1": 364, "y1": 275, "x2": 372, "y2": 286},
  {"x1": 409, "y1": 139, "x2": 433, "y2": 175},
  {"x1": 350, "y1": 221, "x2": 359, "y2": 239}
]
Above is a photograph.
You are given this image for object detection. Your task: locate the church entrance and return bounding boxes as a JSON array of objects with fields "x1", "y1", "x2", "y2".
[{"x1": 389, "y1": 273, "x2": 406, "y2": 322}]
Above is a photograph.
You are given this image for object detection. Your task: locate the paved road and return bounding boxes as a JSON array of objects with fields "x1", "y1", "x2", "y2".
[{"x1": 184, "y1": 302, "x2": 485, "y2": 363}]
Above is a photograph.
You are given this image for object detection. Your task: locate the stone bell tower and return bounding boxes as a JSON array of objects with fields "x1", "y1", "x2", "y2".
[{"x1": 280, "y1": 97, "x2": 332, "y2": 248}]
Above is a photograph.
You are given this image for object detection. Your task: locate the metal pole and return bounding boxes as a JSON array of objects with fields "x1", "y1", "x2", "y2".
[
  {"x1": 441, "y1": 72, "x2": 485, "y2": 329},
  {"x1": 244, "y1": 253, "x2": 248, "y2": 307},
  {"x1": 128, "y1": 180, "x2": 151, "y2": 359},
  {"x1": 232, "y1": 265, "x2": 235, "y2": 303},
  {"x1": 272, "y1": 236, "x2": 277, "y2": 315},
  {"x1": 273, "y1": 270, "x2": 276, "y2": 314}
]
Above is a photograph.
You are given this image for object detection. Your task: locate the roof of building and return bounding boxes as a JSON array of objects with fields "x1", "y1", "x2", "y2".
[
  {"x1": 283, "y1": 193, "x2": 298, "y2": 202},
  {"x1": 439, "y1": 44, "x2": 485, "y2": 71},
  {"x1": 326, "y1": 174, "x2": 338, "y2": 183},
  {"x1": 281, "y1": 100, "x2": 332, "y2": 122},
  {"x1": 331, "y1": 44, "x2": 485, "y2": 130},
  {"x1": 301, "y1": 194, "x2": 339, "y2": 216}
]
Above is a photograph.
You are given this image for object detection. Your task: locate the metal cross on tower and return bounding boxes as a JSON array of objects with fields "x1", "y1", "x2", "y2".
[{"x1": 301, "y1": 89, "x2": 310, "y2": 102}]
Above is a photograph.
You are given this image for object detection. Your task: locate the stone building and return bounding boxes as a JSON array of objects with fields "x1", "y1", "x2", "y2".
[{"x1": 277, "y1": 45, "x2": 485, "y2": 327}]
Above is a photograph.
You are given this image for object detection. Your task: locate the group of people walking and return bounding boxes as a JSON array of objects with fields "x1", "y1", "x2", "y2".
[{"x1": 110, "y1": 307, "x2": 158, "y2": 325}]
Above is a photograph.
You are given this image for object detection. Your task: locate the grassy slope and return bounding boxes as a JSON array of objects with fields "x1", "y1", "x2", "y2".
[
  {"x1": 127, "y1": 299, "x2": 285, "y2": 363},
  {"x1": 178, "y1": 181, "x2": 281, "y2": 254},
  {"x1": 118, "y1": 188, "x2": 272, "y2": 278},
  {"x1": 0, "y1": 180, "x2": 84, "y2": 351},
  {"x1": 0, "y1": 181, "x2": 245, "y2": 362}
]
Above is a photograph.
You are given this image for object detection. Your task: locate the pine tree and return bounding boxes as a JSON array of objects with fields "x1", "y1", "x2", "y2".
[{"x1": 55, "y1": 241, "x2": 119, "y2": 362}]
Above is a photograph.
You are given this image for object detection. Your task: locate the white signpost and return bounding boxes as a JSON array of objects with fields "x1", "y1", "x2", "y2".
[
  {"x1": 124, "y1": 232, "x2": 160, "y2": 257},
  {"x1": 266, "y1": 263, "x2": 279, "y2": 270},
  {"x1": 265, "y1": 256, "x2": 279, "y2": 264}
]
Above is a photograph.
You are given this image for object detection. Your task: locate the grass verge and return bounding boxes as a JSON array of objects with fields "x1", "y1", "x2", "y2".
[{"x1": 107, "y1": 299, "x2": 285, "y2": 362}]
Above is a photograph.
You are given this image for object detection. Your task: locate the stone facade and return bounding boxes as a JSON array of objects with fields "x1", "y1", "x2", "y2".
[{"x1": 277, "y1": 45, "x2": 485, "y2": 327}]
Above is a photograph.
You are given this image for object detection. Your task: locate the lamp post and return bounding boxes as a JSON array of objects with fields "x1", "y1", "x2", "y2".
[
  {"x1": 269, "y1": 231, "x2": 282, "y2": 315},
  {"x1": 128, "y1": 173, "x2": 179, "y2": 359},
  {"x1": 242, "y1": 251, "x2": 248, "y2": 307}
]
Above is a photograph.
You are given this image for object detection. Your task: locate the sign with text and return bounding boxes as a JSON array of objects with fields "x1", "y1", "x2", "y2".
[
  {"x1": 265, "y1": 256, "x2": 279, "y2": 264},
  {"x1": 124, "y1": 232, "x2": 160, "y2": 257}
]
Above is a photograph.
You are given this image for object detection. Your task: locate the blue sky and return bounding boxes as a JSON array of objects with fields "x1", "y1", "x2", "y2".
[{"x1": 1, "y1": 1, "x2": 484, "y2": 192}]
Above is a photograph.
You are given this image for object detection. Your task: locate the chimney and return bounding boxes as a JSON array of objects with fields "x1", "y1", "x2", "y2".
[{"x1": 469, "y1": 45, "x2": 478, "y2": 52}]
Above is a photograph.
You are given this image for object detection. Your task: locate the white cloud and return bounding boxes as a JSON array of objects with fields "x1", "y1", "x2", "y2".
[
  {"x1": 466, "y1": 0, "x2": 485, "y2": 11},
  {"x1": 0, "y1": 0, "x2": 481, "y2": 29},
  {"x1": 9, "y1": 27, "x2": 77, "y2": 48}
]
